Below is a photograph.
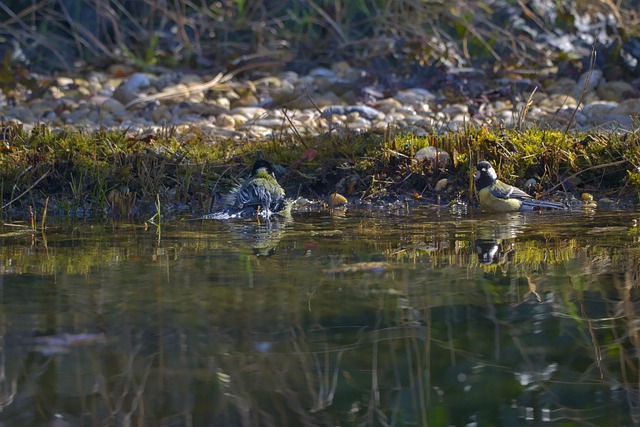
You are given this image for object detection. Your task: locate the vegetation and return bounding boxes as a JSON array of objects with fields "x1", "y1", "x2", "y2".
[
  {"x1": 1, "y1": 1, "x2": 640, "y2": 218},
  {"x1": 1, "y1": 0, "x2": 637, "y2": 71},
  {"x1": 0, "y1": 122, "x2": 638, "y2": 219}
]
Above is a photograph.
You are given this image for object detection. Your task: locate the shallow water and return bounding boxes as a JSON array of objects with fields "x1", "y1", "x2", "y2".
[{"x1": 0, "y1": 207, "x2": 639, "y2": 426}]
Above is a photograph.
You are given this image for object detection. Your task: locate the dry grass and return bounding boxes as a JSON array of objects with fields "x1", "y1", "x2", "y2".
[{"x1": 1, "y1": 0, "x2": 637, "y2": 71}]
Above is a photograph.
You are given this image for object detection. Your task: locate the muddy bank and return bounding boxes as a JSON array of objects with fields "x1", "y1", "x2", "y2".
[{"x1": 0, "y1": 125, "x2": 636, "y2": 221}]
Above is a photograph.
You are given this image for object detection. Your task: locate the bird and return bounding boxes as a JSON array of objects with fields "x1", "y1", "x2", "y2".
[
  {"x1": 474, "y1": 161, "x2": 567, "y2": 212},
  {"x1": 223, "y1": 158, "x2": 288, "y2": 217}
]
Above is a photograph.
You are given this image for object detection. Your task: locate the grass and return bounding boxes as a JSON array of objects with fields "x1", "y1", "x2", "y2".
[
  {"x1": 1, "y1": 2, "x2": 639, "y2": 218},
  {"x1": 0, "y1": 123, "x2": 638, "y2": 219},
  {"x1": 1, "y1": 1, "x2": 637, "y2": 73}
]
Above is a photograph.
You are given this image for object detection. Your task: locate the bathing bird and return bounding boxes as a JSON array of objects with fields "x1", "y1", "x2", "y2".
[
  {"x1": 224, "y1": 158, "x2": 287, "y2": 217},
  {"x1": 475, "y1": 161, "x2": 567, "y2": 212}
]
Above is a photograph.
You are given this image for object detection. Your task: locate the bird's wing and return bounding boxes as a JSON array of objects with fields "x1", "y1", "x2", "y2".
[
  {"x1": 237, "y1": 181, "x2": 283, "y2": 208},
  {"x1": 231, "y1": 183, "x2": 261, "y2": 208},
  {"x1": 491, "y1": 180, "x2": 532, "y2": 200}
]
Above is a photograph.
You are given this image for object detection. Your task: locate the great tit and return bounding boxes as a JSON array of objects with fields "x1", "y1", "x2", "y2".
[
  {"x1": 475, "y1": 161, "x2": 567, "y2": 212},
  {"x1": 224, "y1": 158, "x2": 287, "y2": 217}
]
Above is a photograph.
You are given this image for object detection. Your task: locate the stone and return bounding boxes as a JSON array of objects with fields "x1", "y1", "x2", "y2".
[
  {"x1": 597, "y1": 81, "x2": 638, "y2": 102},
  {"x1": 180, "y1": 74, "x2": 204, "y2": 86},
  {"x1": 124, "y1": 73, "x2": 151, "y2": 92},
  {"x1": 216, "y1": 114, "x2": 236, "y2": 128},
  {"x1": 414, "y1": 146, "x2": 451, "y2": 168},
  {"x1": 112, "y1": 84, "x2": 138, "y2": 105},
  {"x1": 572, "y1": 69, "x2": 603, "y2": 99},
  {"x1": 101, "y1": 98, "x2": 126, "y2": 114},
  {"x1": 230, "y1": 107, "x2": 267, "y2": 119},
  {"x1": 582, "y1": 101, "x2": 616, "y2": 118},
  {"x1": 545, "y1": 77, "x2": 576, "y2": 95},
  {"x1": 374, "y1": 98, "x2": 402, "y2": 113},
  {"x1": 612, "y1": 99, "x2": 640, "y2": 114}
]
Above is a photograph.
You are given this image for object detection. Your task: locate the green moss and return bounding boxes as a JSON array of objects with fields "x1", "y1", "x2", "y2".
[{"x1": 0, "y1": 124, "x2": 638, "y2": 219}]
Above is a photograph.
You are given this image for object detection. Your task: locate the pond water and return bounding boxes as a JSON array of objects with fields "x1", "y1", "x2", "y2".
[{"x1": 0, "y1": 207, "x2": 639, "y2": 426}]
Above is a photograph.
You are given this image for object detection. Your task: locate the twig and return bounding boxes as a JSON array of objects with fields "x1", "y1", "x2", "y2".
[
  {"x1": 2, "y1": 168, "x2": 51, "y2": 210},
  {"x1": 563, "y1": 46, "x2": 596, "y2": 136},
  {"x1": 125, "y1": 72, "x2": 225, "y2": 108},
  {"x1": 125, "y1": 61, "x2": 270, "y2": 109},
  {"x1": 544, "y1": 159, "x2": 628, "y2": 194}
]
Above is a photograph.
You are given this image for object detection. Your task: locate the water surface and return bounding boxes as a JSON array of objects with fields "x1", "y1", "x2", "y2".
[{"x1": 0, "y1": 208, "x2": 638, "y2": 426}]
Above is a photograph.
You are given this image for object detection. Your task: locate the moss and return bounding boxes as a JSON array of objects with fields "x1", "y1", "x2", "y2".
[{"x1": 0, "y1": 123, "x2": 637, "y2": 219}]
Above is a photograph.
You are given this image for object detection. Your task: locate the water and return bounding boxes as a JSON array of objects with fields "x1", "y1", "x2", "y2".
[{"x1": 0, "y1": 208, "x2": 639, "y2": 426}]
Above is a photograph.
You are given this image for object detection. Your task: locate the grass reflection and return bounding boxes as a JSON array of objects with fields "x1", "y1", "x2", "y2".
[{"x1": 0, "y1": 211, "x2": 638, "y2": 425}]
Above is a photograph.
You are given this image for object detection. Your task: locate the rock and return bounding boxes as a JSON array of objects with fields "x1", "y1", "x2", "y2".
[
  {"x1": 151, "y1": 107, "x2": 172, "y2": 122},
  {"x1": 572, "y1": 69, "x2": 603, "y2": 99},
  {"x1": 395, "y1": 88, "x2": 436, "y2": 106},
  {"x1": 401, "y1": 125, "x2": 428, "y2": 137},
  {"x1": 374, "y1": 98, "x2": 402, "y2": 113},
  {"x1": 65, "y1": 107, "x2": 91, "y2": 123},
  {"x1": 256, "y1": 118, "x2": 284, "y2": 129},
  {"x1": 597, "y1": 197, "x2": 617, "y2": 209},
  {"x1": 100, "y1": 98, "x2": 126, "y2": 114},
  {"x1": 441, "y1": 104, "x2": 468, "y2": 115},
  {"x1": 232, "y1": 114, "x2": 248, "y2": 126},
  {"x1": 414, "y1": 146, "x2": 451, "y2": 168},
  {"x1": 329, "y1": 193, "x2": 348, "y2": 207},
  {"x1": 7, "y1": 106, "x2": 36, "y2": 122},
  {"x1": 346, "y1": 118, "x2": 372, "y2": 129},
  {"x1": 55, "y1": 77, "x2": 74, "y2": 88},
  {"x1": 112, "y1": 84, "x2": 138, "y2": 105},
  {"x1": 232, "y1": 94, "x2": 259, "y2": 107},
  {"x1": 180, "y1": 74, "x2": 203, "y2": 86},
  {"x1": 538, "y1": 94, "x2": 578, "y2": 112},
  {"x1": 322, "y1": 105, "x2": 383, "y2": 121},
  {"x1": 269, "y1": 82, "x2": 299, "y2": 105},
  {"x1": 597, "y1": 81, "x2": 638, "y2": 102},
  {"x1": 435, "y1": 178, "x2": 448, "y2": 191},
  {"x1": 216, "y1": 114, "x2": 236, "y2": 128},
  {"x1": 243, "y1": 125, "x2": 272, "y2": 138},
  {"x1": 124, "y1": 73, "x2": 151, "y2": 92},
  {"x1": 612, "y1": 99, "x2": 640, "y2": 114},
  {"x1": 230, "y1": 107, "x2": 267, "y2": 119},
  {"x1": 582, "y1": 101, "x2": 616, "y2": 118},
  {"x1": 158, "y1": 83, "x2": 190, "y2": 103},
  {"x1": 214, "y1": 97, "x2": 231, "y2": 110},
  {"x1": 309, "y1": 67, "x2": 335, "y2": 78},
  {"x1": 545, "y1": 77, "x2": 576, "y2": 95},
  {"x1": 30, "y1": 100, "x2": 55, "y2": 117},
  {"x1": 108, "y1": 64, "x2": 134, "y2": 77}
]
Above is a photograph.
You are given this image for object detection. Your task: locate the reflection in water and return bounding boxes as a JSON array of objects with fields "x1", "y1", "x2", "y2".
[
  {"x1": 222, "y1": 216, "x2": 291, "y2": 257},
  {"x1": 473, "y1": 213, "x2": 524, "y2": 265},
  {"x1": 0, "y1": 210, "x2": 638, "y2": 425}
]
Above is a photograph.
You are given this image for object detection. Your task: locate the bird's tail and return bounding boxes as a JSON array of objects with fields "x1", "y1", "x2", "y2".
[{"x1": 520, "y1": 199, "x2": 568, "y2": 210}]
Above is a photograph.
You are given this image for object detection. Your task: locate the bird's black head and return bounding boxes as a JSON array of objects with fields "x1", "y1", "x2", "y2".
[
  {"x1": 251, "y1": 158, "x2": 275, "y2": 178},
  {"x1": 475, "y1": 161, "x2": 498, "y2": 191}
]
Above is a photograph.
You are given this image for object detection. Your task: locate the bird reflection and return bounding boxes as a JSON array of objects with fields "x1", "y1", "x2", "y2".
[
  {"x1": 475, "y1": 239, "x2": 501, "y2": 265},
  {"x1": 473, "y1": 214, "x2": 524, "y2": 265},
  {"x1": 223, "y1": 216, "x2": 291, "y2": 257}
]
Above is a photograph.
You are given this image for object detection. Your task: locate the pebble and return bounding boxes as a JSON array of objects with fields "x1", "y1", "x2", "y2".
[
  {"x1": 322, "y1": 105, "x2": 384, "y2": 121},
  {"x1": 0, "y1": 62, "x2": 639, "y2": 138},
  {"x1": 375, "y1": 98, "x2": 402, "y2": 113},
  {"x1": 572, "y1": 69, "x2": 603, "y2": 99},
  {"x1": 415, "y1": 146, "x2": 451, "y2": 167},
  {"x1": 612, "y1": 98, "x2": 640, "y2": 114},
  {"x1": 101, "y1": 98, "x2": 126, "y2": 114},
  {"x1": 113, "y1": 84, "x2": 138, "y2": 105},
  {"x1": 231, "y1": 107, "x2": 267, "y2": 119},
  {"x1": 124, "y1": 73, "x2": 151, "y2": 91},
  {"x1": 216, "y1": 114, "x2": 236, "y2": 129}
]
